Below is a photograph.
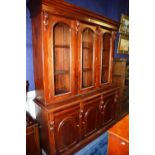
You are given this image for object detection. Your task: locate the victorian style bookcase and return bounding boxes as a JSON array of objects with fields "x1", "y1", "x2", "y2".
[{"x1": 28, "y1": 0, "x2": 120, "y2": 154}]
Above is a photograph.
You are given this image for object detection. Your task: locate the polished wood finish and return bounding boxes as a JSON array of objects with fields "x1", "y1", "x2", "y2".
[
  {"x1": 82, "y1": 97, "x2": 100, "y2": 138},
  {"x1": 101, "y1": 33, "x2": 111, "y2": 83},
  {"x1": 108, "y1": 115, "x2": 129, "y2": 142},
  {"x1": 78, "y1": 24, "x2": 96, "y2": 92},
  {"x1": 34, "y1": 89, "x2": 118, "y2": 155},
  {"x1": 28, "y1": 0, "x2": 119, "y2": 154},
  {"x1": 28, "y1": 0, "x2": 119, "y2": 106},
  {"x1": 108, "y1": 115, "x2": 129, "y2": 155},
  {"x1": 53, "y1": 23, "x2": 71, "y2": 95},
  {"x1": 113, "y1": 58, "x2": 129, "y2": 119},
  {"x1": 26, "y1": 113, "x2": 41, "y2": 155},
  {"x1": 100, "y1": 93, "x2": 116, "y2": 127},
  {"x1": 54, "y1": 105, "x2": 80, "y2": 154}
]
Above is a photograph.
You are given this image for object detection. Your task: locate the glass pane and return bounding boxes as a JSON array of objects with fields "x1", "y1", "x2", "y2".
[
  {"x1": 82, "y1": 28, "x2": 94, "y2": 88},
  {"x1": 53, "y1": 23, "x2": 71, "y2": 95},
  {"x1": 101, "y1": 33, "x2": 111, "y2": 83}
]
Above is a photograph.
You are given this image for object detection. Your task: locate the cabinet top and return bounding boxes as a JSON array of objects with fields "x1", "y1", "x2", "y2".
[
  {"x1": 28, "y1": 0, "x2": 119, "y2": 30},
  {"x1": 34, "y1": 85, "x2": 119, "y2": 112},
  {"x1": 108, "y1": 114, "x2": 129, "y2": 143}
]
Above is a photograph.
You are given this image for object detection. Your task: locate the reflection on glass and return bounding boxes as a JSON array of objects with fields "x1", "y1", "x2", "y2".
[
  {"x1": 53, "y1": 23, "x2": 71, "y2": 95},
  {"x1": 101, "y1": 33, "x2": 111, "y2": 83},
  {"x1": 82, "y1": 28, "x2": 94, "y2": 88}
]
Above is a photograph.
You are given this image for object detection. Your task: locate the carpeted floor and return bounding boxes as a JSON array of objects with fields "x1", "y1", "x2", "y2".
[{"x1": 74, "y1": 132, "x2": 108, "y2": 155}]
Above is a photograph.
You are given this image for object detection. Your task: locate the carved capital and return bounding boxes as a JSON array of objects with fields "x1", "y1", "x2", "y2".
[
  {"x1": 75, "y1": 20, "x2": 80, "y2": 33},
  {"x1": 96, "y1": 26, "x2": 101, "y2": 36},
  {"x1": 43, "y1": 11, "x2": 49, "y2": 31}
]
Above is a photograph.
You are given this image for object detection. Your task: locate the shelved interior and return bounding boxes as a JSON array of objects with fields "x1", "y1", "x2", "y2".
[
  {"x1": 53, "y1": 23, "x2": 71, "y2": 95},
  {"x1": 101, "y1": 33, "x2": 111, "y2": 83},
  {"x1": 82, "y1": 28, "x2": 94, "y2": 88}
]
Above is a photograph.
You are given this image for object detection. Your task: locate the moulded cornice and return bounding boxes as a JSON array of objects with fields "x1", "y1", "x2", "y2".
[{"x1": 29, "y1": 0, "x2": 120, "y2": 31}]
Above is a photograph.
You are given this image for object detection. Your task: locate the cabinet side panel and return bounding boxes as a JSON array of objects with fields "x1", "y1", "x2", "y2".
[
  {"x1": 31, "y1": 13, "x2": 44, "y2": 102},
  {"x1": 35, "y1": 103, "x2": 51, "y2": 154}
]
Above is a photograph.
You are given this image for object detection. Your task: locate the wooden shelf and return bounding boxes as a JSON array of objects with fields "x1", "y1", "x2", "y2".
[
  {"x1": 54, "y1": 70, "x2": 70, "y2": 75},
  {"x1": 103, "y1": 49, "x2": 109, "y2": 52},
  {"x1": 82, "y1": 42, "x2": 92, "y2": 47},
  {"x1": 113, "y1": 73, "x2": 125, "y2": 77},
  {"x1": 82, "y1": 68, "x2": 92, "y2": 72},
  {"x1": 102, "y1": 65, "x2": 108, "y2": 69},
  {"x1": 54, "y1": 45, "x2": 70, "y2": 48},
  {"x1": 55, "y1": 89, "x2": 69, "y2": 95},
  {"x1": 82, "y1": 47, "x2": 93, "y2": 50},
  {"x1": 102, "y1": 80, "x2": 108, "y2": 83}
]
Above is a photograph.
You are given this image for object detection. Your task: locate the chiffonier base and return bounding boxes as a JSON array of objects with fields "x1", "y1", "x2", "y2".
[{"x1": 34, "y1": 87, "x2": 119, "y2": 155}]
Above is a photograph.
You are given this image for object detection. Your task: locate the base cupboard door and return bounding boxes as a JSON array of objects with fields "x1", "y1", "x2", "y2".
[
  {"x1": 53, "y1": 105, "x2": 80, "y2": 154},
  {"x1": 99, "y1": 93, "x2": 116, "y2": 127},
  {"x1": 82, "y1": 97, "x2": 101, "y2": 138}
]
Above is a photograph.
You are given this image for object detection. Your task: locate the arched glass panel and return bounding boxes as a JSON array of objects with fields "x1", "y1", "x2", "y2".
[
  {"x1": 82, "y1": 28, "x2": 94, "y2": 88},
  {"x1": 101, "y1": 33, "x2": 111, "y2": 83},
  {"x1": 53, "y1": 23, "x2": 71, "y2": 95}
]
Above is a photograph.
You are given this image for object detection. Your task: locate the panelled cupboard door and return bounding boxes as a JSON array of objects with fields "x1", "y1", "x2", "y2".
[
  {"x1": 77, "y1": 23, "x2": 97, "y2": 93},
  {"x1": 53, "y1": 105, "x2": 80, "y2": 154},
  {"x1": 82, "y1": 96, "x2": 101, "y2": 138},
  {"x1": 99, "y1": 29, "x2": 113, "y2": 86},
  {"x1": 44, "y1": 14, "x2": 76, "y2": 103},
  {"x1": 99, "y1": 93, "x2": 116, "y2": 127}
]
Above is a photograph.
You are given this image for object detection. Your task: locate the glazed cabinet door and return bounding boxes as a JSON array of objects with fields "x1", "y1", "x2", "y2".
[
  {"x1": 43, "y1": 13, "x2": 76, "y2": 104},
  {"x1": 99, "y1": 92, "x2": 116, "y2": 127},
  {"x1": 98, "y1": 29, "x2": 114, "y2": 86},
  {"x1": 53, "y1": 105, "x2": 80, "y2": 154},
  {"x1": 81, "y1": 96, "x2": 100, "y2": 138},
  {"x1": 77, "y1": 23, "x2": 98, "y2": 93}
]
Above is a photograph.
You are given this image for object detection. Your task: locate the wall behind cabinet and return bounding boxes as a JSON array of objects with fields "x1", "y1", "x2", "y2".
[
  {"x1": 26, "y1": 6, "x2": 34, "y2": 91},
  {"x1": 26, "y1": 0, "x2": 129, "y2": 91}
]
